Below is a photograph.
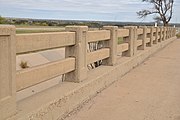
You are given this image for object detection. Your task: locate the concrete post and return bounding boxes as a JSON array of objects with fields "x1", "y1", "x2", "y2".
[
  {"x1": 167, "y1": 27, "x2": 169, "y2": 39},
  {"x1": 171, "y1": 28, "x2": 173, "y2": 37},
  {"x1": 149, "y1": 27, "x2": 154, "y2": 47},
  {"x1": 174, "y1": 28, "x2": 176, "y2": 37},
  {"x1": 65, "y1": 26, "x2": 88, "y2": 82},
  {"x1": 166, "y1": 27, "x2": 169, "y2": 39},
  {"x1": 172, "y1": 28, "x2": 174, "y2": 37},
  {"x1": 171, "y1": 27, "x2": 173, "y2": 37},
  {"x1": 170, "y1": 27, "x2": 171, "y2": 38},
  {"x1": 163, "y1": 27, "x2": 166, "y2": 41},
  {"x1": 170, "y1": 27, "x2": 172, "y2": 38},
  {"x1": 133, "y1": 27, "x2": 138, "y2": 55},
  {"x1": 159, "y1": 27, "x2": 163, "y2": 42},
  {"x1": 124, "y1": 26, "x2": 136, "y2": 57},
  {"x1": 168, "y1": 27, "x2": 170, "y2": 39},
  {"x1": 169, "y1": 27, "x2": 171, "y2": 38},
  {"x1": 154, "y1": 27, "x2": 158, "y2": 44},
  {"x1": 138, "y1": 26, "x2": 147, "y2": 50},
  {"x1": 103, "y1": 26, "x2": 118, "y2": 66},
  {"x1": 169, "y1": 27, "x2": 170, "y2": 38},
  {"x1": 0, "y1": 25, "x2": 16, "y2": 120}
]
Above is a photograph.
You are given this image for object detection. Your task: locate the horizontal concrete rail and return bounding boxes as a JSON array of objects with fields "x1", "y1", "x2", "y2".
[
  {"x1": 117, "y1": 43, "x2": 129, "y2": 53},
  {"x1": 117, "y1": 29, "x2": 129, "y2": 37},
  {"x1": 0, "y1": 25, "x2": 177, "y2": 120},
  {"x1": 87, "y1": 30, "x2": 110, "y2": 42},
  {"x1": 137, "y1": 28, "x2": 143, "y2": 35},
  {"x1": 16, "y1": 58, "x2": 75, "y2": 91},
  {"x1": 16, "y1": 32, "x2": 75, "y2": 54},
  {"x1": 137, "y1": 40, "x2": 143, "y2": 47},
  {"x1": 87, "y1": 48, "x2": 110, "y2": 64}
]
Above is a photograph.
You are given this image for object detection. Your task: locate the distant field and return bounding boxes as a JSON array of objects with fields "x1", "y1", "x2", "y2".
[
  {"x1": 15, "y1": 25, "x2": 63, "y2": 28},
  {"x1": 16, "y1": 26, "x2": 65, "y2": 34}
]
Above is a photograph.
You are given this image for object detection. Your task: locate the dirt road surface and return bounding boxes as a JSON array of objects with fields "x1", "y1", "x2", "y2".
[{"x1": 65, "y1": 40, "x2": 180, "y2": 120}]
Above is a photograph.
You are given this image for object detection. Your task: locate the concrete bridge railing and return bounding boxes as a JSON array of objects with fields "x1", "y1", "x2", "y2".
[{"x1": 0, "y1": 25, "x2": 176, "y2": 120}]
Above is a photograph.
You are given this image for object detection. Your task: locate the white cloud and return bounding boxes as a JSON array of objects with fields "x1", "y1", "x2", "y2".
[{"x1": 0, "y1": 0, "x2": 179, "y2": 22}]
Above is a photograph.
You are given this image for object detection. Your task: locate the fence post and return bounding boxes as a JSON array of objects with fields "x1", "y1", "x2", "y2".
[
  {"x1": 165, "y1": 27, "x2": 168, "y2": 39},
  {"x1": 159, "y1": 27, "x2": 163, "y2": 42},
  {"x1": 0, "y1": 25, "x2": 16, "y2": 120},
  {"x1": 167, "y1": 27, "x2": 169, "y2": 39},
  {"x1": 139, "y1": 26, "x2": 147, "y2": 50},
  {"x1": 124, "y1": 26, "x2": 136, "y2": 56},
  {"x1": 171, "y1": 27, "x2": 173, "y2": 38},
  {"x1": 168, "y1": 27, "x2": 171, "y2": 39},
  {"x1": 169, "y1": 27, "x2": 170, "y2": 38},
  {"x1": 170, "y1": 27, "x2": 172, "y2": 38},
  {"x1": 65, "y1": 26, "x2": 88, "y2": 82},
  {"x1": 163, "y1": 27, "x2": 166, "y2": 41},
  {"x1": 154, "y1": 27, "x2": 158, "y2": 44},
  {"x1": 169, "y1": 27, "x2": 171, "y2": 38},
  {"x1": 174, "y1": 28, "x2": 176, "y2": 37},
  {"x1": 103, "y1": 26, "x2": 118, "y2": 66},
  {"x1": 134, "y1": 27, "x2": 138, "y2": 55},
  {"x1": 149, "y1": 27, "x2": 154, "y2": 46}
]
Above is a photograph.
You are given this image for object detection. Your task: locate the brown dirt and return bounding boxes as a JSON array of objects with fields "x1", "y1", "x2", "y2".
[{"x1": 65, "y1": 40, "x2": 180, "y2": 120}]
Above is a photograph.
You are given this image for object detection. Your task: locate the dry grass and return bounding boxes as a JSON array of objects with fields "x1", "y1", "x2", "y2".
[
  {"x1": 118, "y1": 37, "x2": 123, "y2": 44},
  {"x1": 19, "y1": 61, "x2": 29, "y2": 69},
  {"x1": 176, "y1": 32, "x2": 180, "y2": 38},
  {"x1": 16, "y1": 29, "x2": 64, "y2": 34}
]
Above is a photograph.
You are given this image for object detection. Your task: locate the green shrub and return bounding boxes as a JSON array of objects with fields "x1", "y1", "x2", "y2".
[
  {"x1": 176, "y1": 33, "x2": 180, "y2": 38},
  {"x1": 0, "y1": 16, "x2": 5, "y2": 24},
  {"x1": 118, "y1": 37, "x2": 123, "y2": 44}
]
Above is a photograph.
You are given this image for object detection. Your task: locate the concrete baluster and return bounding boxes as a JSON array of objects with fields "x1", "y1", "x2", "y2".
[
  {"x1": 124, "y1": 26, "x2": 136, "y2": 56},
  {"x1": 65, "y1": 26, "x2": 88, "y2": 82},
  {"x1": 149, "y1": 27, "x2": 154, "y2": 46},
  {"x1": 139, "y1": 26, "x2": 147, "y2": 50},
  {"x1": 0, "y1": 25, "x2": 16, "y2": 120},
  {"x1": 103, "y1": 26, "x2": 118, "y2": 66}
]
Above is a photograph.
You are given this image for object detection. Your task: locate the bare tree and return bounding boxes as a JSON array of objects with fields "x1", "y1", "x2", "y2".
[{"x1": 137, "y1": 0, "x2": 174, "y2": 26}]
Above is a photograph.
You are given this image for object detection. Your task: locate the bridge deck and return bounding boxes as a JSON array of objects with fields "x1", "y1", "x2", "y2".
[{"x1": 66, "y1": 39, "x2": 180, "y2": 120}]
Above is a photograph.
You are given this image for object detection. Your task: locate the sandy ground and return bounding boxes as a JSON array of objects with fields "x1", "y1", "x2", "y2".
[{"x1": 65, "y1": 40, "x2": 180, "y2": 120}]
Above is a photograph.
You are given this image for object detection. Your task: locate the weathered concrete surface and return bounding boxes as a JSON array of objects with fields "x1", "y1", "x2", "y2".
[
  {"x1": 65, "y1": 39, "x2": 180, "y2": 120},
  {"x1": 13, "y1": 37, "x2": 176, "y2": 120},
  {"x1": 16, "y1": 48, "x2": 65, "y2": 101}
]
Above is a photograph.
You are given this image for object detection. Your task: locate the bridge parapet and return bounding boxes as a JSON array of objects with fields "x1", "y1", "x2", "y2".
[{"x1": 0, "y1": 25, "x2": 177, "y2": 120}]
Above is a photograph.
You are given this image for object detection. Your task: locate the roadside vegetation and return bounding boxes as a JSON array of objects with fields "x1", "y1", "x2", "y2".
[
  {"x1": 118, "y1": 37, "x2": 123, "y2": 44},
  {"x1": 19, "y1": 61, "x2": 29, "y2": 69},
  {"x1": 176, "y1": 32, "x2": 180, "y2": 38},
  {"x1": 0, "y1": 16, "x2": 5, "y2": 24},
  {"x1": 16, "y1": 29, "x2": 64, "y2": 34},
  {"x1": 0, "y1": 16, "x2": 102, "y2": 28}
]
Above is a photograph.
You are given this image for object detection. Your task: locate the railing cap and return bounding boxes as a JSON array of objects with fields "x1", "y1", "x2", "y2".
[
  {"x1": 65, "y1": 26, "x2": 88, "y2": 31},
  {"x1": 103, "y1": 26, "x2": 118, "y2": 29},
  {"x1": 124, "y1": 26, "x2": 137, "y2": 28},
  {"x1": 0, "y1": 25, "x2": 15, "y2": 35}
]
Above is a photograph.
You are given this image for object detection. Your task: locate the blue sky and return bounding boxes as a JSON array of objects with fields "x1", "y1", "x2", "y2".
[{"x1": 0, "y1": 0, "x2": 180, "y2": 23}]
